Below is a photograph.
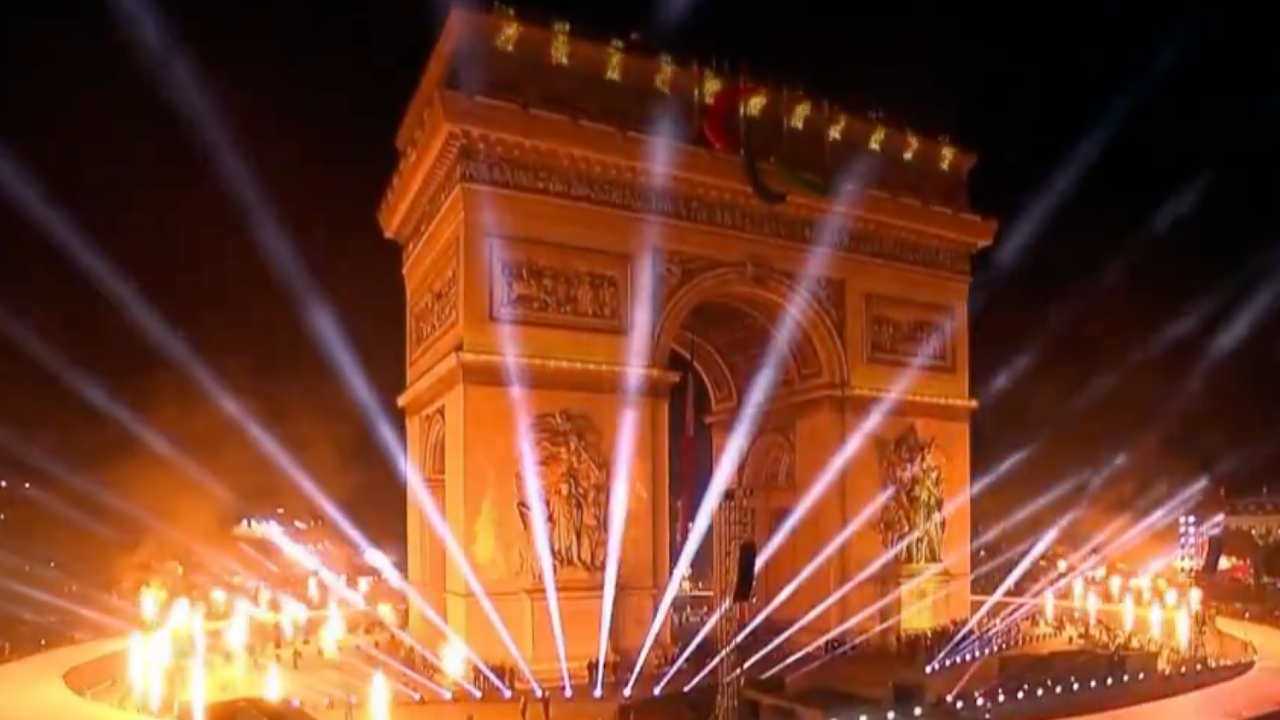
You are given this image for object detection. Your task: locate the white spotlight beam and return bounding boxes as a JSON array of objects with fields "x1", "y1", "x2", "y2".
[
  {"x1": 734, "y1": 466, "x2": 1077, "y2": 682},
  {"x1": 670, "y1": 489, "x2": 891, "y2": 691},
  {"x1": 106, "y1": 0, "x2": 540, "y2": 689},
  {"x1": 597, "y1": 243, "x2": 663, "y2": 697},
  {"x1": 781, "y1": 537, "x2": 1037, "y2": 682},
  {"x1": 0, "y1": 307, "x2": 236, "y2": 504},
  {"x1": 625, "y1": 166, "x2": 879, "y2": 691},
  {"x1": 491, "y1": 242, "x2": 573, "y2": 693},
  {"x1": 0, "y1": 141, "x2": 375, "y2": 580},
  {"x1": 932, "y1": 524, "x2": 1064, "y2": 663},
  {"x1": 966, "y1": 479, "x2": 1206, "y2": 649},
  {"x1": 757, "y1": 534, "x2": 1038, "y2": 682}
]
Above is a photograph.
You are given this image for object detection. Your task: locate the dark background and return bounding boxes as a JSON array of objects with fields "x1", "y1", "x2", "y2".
[{"x1": 2, "y1": 0, "x2": 1279, "y2": 573}]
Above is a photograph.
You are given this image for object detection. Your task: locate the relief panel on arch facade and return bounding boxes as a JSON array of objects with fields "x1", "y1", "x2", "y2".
[
  {"x1": 408, "y1": 249, "x2": 460, "y2": 359},
  {"x1": 864, "y1": 295, "x2": 956, "y2": 373},
  {"x1": 513, "y1": 411, "x2": 610, "y2": 582},
  {"x1": 490, "y1": 238, "x2": 630, "y2": 333}
]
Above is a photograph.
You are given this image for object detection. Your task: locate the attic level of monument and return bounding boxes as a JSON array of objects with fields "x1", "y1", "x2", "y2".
[{"x1": 379, "y1": 8, "x2": 995, "y2": 274}]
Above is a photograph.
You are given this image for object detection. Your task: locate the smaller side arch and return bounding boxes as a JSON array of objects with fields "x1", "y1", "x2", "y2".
[
  {"x1": 421, "y1": 408, "x2": 446, "y2": 481},
  {"x1": 741, "y1": 430, "x2": 796, "y2": 490}
]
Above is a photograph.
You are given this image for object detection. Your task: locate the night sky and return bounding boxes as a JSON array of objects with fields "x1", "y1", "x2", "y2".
[{"x1": 2, "y1": 1, "x2": 1279, "y2": 569}]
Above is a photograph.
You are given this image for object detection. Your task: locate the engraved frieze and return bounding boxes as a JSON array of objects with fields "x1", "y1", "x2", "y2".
[
  {"x1": 409, "y1": 260, "x2": 460, "y2": 358},
  {"x1": 444, "y1": 139, "x2": 970, "y2": 275},
  {"x1": 864, "y1": 295, "x2": 956, "y2": 373},
  {"x1": 490, "y1": 238, "x2": 629, "y2": 333}
]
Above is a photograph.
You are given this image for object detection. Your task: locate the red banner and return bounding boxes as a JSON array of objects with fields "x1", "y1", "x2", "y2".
[{"x1": 679, "y1": 366, "x2": 696, "y2": 549}]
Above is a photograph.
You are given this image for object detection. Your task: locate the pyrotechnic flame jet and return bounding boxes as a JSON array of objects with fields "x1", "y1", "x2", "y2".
[
  {"x1": 105, "y1": 0, "x2": 535, "y2": 689},
  {"x1": 626, "y1": 158, "x2": 879, "y2": 693},
  {"x1": 973, "y1": 29, "x2": 1185, "y2": 314},
  {"x1": 0, "y1": 306, "x2": 237, "y2": 505},
  {"x1": 963, "y1": 477, "x2": 1206, "y2": 650},
  {"x1": 929, "y1": 463, "x2": 1113, "y2": 661}
]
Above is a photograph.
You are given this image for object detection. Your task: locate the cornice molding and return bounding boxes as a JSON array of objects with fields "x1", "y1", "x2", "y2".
[
  {"x1": 399, "y1": 351, "x2": 681, "y2": 413},
  {"x1": 389, "y1": 130, "x2": 975, "y2": 276}
]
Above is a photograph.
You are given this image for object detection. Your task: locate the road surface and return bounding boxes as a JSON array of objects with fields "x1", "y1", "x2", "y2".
[
  {"x1": 2, "y1": 620, "x2": 1279, "y2": 720},
  {"x1": 0, "y1": 636, "x2": 137, "y2": 720},
  {"x1": 1073, "y1": 617, "x2": 1280, "y2": 720}
]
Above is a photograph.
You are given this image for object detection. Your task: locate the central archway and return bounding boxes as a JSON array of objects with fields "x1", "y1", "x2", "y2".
[{"x1": 658, "y1": 266, "x2": 848, "y2": 637}]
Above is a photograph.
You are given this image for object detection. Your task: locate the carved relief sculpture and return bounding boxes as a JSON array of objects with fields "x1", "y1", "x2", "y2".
[
  {"x1": 875, "y1": 424, "x2": 946, "y2": 565},
  {"x1": 491, "y1": 238, "x2": 629, "y2": 333},
  {"x1": 515, "y1": 411, "x2": 610, "y2": 579},
  {"x1": 450, "y1": 141, "x2": 972, "y2": 275},
  {"x1": 409, "y1": 261, "x2": 459, "y2": 358},
  {"x1": 864, "y1": 295, "x2": 956, "y2": 372}
]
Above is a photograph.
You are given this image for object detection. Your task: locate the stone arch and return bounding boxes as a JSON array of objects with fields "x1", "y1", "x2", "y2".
[
  {"x1": 670, "y1": 331, "x2": 737, "y2": 414},
  {"x1": 654, "y1": 266, "x2": 847, "y2": 411},
  {"x1": 741, "y1": 430, "x2": 796, "y2": 490},
  {"x1": 421, "y1": 408, "x2": 446, "y2": 481}
]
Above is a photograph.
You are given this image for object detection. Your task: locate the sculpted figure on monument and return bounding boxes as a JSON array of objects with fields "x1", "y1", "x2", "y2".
[
  {"x1": 875, "y1": 425, "x2": 946, "y2": 565},
  {"x1": 515, "y1": 411, "x2": 609, "y2": 578}
]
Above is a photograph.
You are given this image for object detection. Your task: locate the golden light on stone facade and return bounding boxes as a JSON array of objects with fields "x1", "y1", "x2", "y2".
[
  {"x1": 550, "y1": 21, "x2": 571, "y2": 66},
  {"x1": 494, "y1": 6, "x2": 521, "y2": 53},
  {"x1": 827, "y1": 113, "x2": 847, "y2": 141},
  {"x1": 789, "y1": 100, "x2": 812, "y2": 130},
  {"x1": 655, "y1": 54, "x2": 675, "y2": 94},
  {"x1": 605, "y1": 39, "x2": 625, "y2": 81},
  {"x1": 381, "y1": 6, "x2": 996, "y2": 680},
  {"x1": 903, "y1": 131, "x2": 921, "y2": 161},
  {"x1": 869, "y1": 123, "x2": 887, "y2": 151},
  {"x1": 940, "y1": 142, "x2": 957, "y2": 171},
  {"x1": 701, "y1": 69, "x2": 723, "y2": 105}
]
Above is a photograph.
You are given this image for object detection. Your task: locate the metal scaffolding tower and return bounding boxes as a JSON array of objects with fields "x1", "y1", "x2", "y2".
[{"x1": 713, "y1": 487, "x2": 755, "y2": 720}]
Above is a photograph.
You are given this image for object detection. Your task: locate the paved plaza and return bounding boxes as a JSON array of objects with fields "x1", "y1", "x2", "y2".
[{"x1": 1, "y1": 617, "x2": 1279, "y2": 720}]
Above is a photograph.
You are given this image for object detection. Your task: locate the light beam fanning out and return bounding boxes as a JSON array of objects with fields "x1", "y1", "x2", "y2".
[
  {"x1": 106, "y1": 0, "x2": 539, "y2": 690},
  {"x1": 668, "y1": 488, "x2": 892, "y2": 692},
  {"x1": 626, "y1": 161, "x2": 880, "y2": 692}
]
